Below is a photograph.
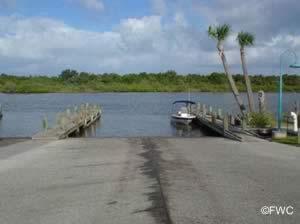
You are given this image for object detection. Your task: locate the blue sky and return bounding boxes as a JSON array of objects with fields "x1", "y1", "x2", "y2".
[{"x1": 0, "y1": 0, "x2": 299, "y2": 75}]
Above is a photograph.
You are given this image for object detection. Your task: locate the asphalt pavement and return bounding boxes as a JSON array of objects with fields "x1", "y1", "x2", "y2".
[{"x1": 0, "y1": 137, "x2": 299, "y2": 223}]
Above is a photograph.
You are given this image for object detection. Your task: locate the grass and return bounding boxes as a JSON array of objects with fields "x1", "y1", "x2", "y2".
[{"x1": 273, "y1": 136, "x2": 300, "y2": 147}]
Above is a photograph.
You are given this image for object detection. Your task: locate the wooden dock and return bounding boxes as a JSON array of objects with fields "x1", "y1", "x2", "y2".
[
  {"x1": 195, "y1": 115, "x2": 242, "y2": 141},
  {"x1": 194, "y1": 103, "x2": 263, "y2": 142},
  {"x1": 33, "y1": 104, "x2": 101, "y2": 140}
]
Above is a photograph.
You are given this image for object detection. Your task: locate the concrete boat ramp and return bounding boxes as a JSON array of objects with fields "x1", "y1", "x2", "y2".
[{"x1": 0, "y1": 137, "x2": 299, "y2": 224}]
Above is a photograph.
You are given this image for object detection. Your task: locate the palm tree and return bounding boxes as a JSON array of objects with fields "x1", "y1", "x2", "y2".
[
  {"x1": 237, "y1": 31, "x2": 255, "y2": 113},
  {"x1": 208, "y1": 24, "x2": 246, "y2": 114}
]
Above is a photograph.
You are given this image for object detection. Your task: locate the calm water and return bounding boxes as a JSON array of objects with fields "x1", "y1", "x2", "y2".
[{"x1": 0, "y1": 92, "x2": 299, "y2": 138}]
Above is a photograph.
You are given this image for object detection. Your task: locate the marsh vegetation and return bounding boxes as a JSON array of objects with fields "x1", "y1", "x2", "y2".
[{"x1": 0, "y1": 70, "x2": 299, "y2": 93}]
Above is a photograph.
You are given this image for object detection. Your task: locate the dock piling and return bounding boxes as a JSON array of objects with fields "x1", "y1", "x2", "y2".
[
  {"x1": 242, "y1": 116, "x2": 247, "y2": 131},
  {"x1": 202, "y1": 104, "x2": 207, "y2": 116},
  {"x1": 217, "y1": 109, "x2": 222, "y2": 120},
  {"x1": 209, "y1": 106, "x2": 213, "y2": 115},
  {"x1": 223, "y1": 114, "x2": 229, "y2": 132},
  {"x1": 197, "y1": 103, "x2": 201, "y2": 115},
  {"x1": 230, "y1": 115, "x2": 235, "y2": 126},
  {"x1": 42, "y1": 115, "x2": 48, "y2": 131},
  {"x1": 212, "y1": 112, "x2": 217, "y2": 124}
]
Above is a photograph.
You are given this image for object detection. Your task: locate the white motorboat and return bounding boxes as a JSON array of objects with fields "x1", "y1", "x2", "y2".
[{"x1": 171, "y1": 100, "x2": 196, "y2": 124}]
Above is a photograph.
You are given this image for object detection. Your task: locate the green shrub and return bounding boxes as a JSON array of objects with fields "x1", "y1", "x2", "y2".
[
  {"x1": 3, "y1": 82, "x2": 16, "y2": 93},
  {"x1": 249, "y1": 112, "x2": 273, "y2": 128}
]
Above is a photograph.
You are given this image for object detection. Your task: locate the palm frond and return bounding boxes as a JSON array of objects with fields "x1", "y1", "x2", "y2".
[
  {"x1": 208, "y1": 26, "x2": 217, "y2": 39},
  {"x1": 237, "y1": 31, "x2": 255, "y2": 47},
  {"x1": 208, "y1": 24, "x2": 231, "y2": 41},
  {"x1": 216, "y1": 24, "x2": 231, "y2": 41}
]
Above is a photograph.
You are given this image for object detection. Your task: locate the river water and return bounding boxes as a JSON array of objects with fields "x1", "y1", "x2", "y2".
[{"x1": 0, "y1": 92, "x2": 299, "y2": 138}]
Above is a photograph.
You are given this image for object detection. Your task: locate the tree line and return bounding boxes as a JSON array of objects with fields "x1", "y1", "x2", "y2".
[{"x1": 0, "y1": 70, "x2": 299, "y2": 93}]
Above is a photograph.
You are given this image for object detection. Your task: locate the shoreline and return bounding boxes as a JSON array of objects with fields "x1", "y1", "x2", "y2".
[
  {"x1": 0, "y1": 138, "x2": 31, "y2": 147},
  {"x1": 0, "y1": 91, "x2": 300, "y2": 94}
]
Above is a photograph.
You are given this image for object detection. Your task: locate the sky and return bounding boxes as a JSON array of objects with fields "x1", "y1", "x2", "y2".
[{"x1": 0, "y1": 0, "x2": 300, "y2": 75}]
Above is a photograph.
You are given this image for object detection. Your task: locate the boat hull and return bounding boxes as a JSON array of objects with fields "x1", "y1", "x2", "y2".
[{"x1": 171, "y1": 115, "x2": 196, "y2": 125}]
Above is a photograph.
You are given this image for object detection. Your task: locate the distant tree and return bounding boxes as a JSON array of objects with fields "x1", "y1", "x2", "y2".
[
  {"x1": 208, "y1": 24, "x2": 246, "y2": 114},
  {"x1": 208, "y1": 72, "x2": 227, "y2": 84},
  {"x1": 59, "y1": 69, "x2": 79, "y2": 81},
  {"x1": 78, "y1": 72, "x2": 91, "y2": 84}
]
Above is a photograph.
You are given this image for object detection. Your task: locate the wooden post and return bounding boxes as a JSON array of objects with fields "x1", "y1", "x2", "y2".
[
  {"x1": 242, "y1": 115, "x2": 247, "y2": 130},
  {"x1": 66, "y1": 109, "x2": 71, "y2": 117},
  {"x1": 97, "y1": 105, "x2": 101, "y2": 115},
  {"x1": 66, "y1": 109, "x2": 71, "y2": 124},
  {"x1": 202, "y1": 104, "x2": 206, "y2": 116},
  {"x1": 217, "y1": 108, "x2": 222, "y2": 120},
  {"x1": 212, "y1": 112, "x2": 217, "y2": 124},
  {"x1": 209, "y1": 106, "x2": 213, "y2": 115},
  {"x1": 230, "y1": 115, "x2": 235, "y2": 126},
  {"x1": 258, "y1": 90, "x2": 266, "y2": 113},
  {"x1": 197, "y1": 103, "x2": 201, "y2": 115},
  {"x1": 61, "y1": 116, "x2": 67, "y2": 131},
  {"x1": 74, "y1": 106, "x2": 78, "y2": 113},
  {"x1": 223, "y1": 114, "x2": 229, "y2": 132},
  {"x1": 93, "y1": 105, "x2": 98, "y2": 115},
  {"x1": 294, "y1": 101, "x2": 299, "y2": 115},
  {"x1": 42, "y1": 115, "x2": 48, "y2": 131}
]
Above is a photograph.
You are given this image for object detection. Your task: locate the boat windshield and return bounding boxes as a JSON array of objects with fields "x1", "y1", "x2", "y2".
[{"x1": 180, "y1": 107, "x2": 188, "y2": 114}]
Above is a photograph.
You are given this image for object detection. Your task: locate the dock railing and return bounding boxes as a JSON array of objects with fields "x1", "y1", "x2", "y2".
[
  {"x1": 194, "y1": 102, "x2": 244, "y2": 141},
  {"x1": 33, "y1": 103, "x2": 102, "y2": 140}
]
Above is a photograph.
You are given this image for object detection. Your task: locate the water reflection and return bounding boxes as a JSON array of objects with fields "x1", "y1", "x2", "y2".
[
  {"x1": 79, "y1": 118, "x2": 204, "y2": 138},
  {"x1": 171, "y1": 120, "x2": 204, "y2": 137}
]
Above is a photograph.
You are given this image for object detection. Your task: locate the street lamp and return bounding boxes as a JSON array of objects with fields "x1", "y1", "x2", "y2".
[
  {"x1": 278, "y1": 49, "x2": 300, "y2": 131},
  {"x1": 290, "y1": 63, "x2": 300, "y2": 69}
]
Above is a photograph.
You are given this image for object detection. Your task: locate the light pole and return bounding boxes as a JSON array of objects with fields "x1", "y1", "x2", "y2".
[{"x1": 278, "y1": 49, "x2": 300, "y2": 131}]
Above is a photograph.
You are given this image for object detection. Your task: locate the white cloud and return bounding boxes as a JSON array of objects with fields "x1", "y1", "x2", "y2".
[
  {"x1": 0, "y1": 15, "x2": 220, "y2": 75},
  {"x1": 193, "y1": 0, "x2": 300, "y2": 40},
  {"x1": 1, "y1": 10, "x2": 300, "y2": 75},
  {"x1": 188, "y1": 0, "x2": 300, "y2": 74},
  {"x1": 174, "y1": 12, "x2": 187, "y2": 27},
  {"x1": 78, "y1": 0, "x2": 104, "y2": 12}
]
